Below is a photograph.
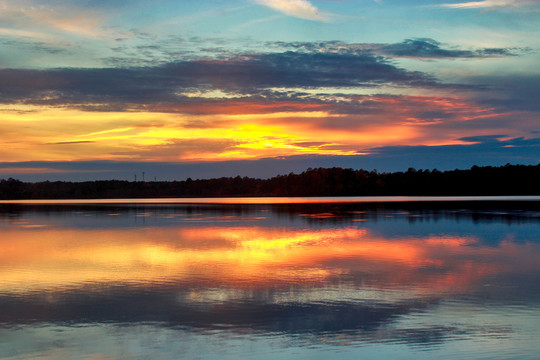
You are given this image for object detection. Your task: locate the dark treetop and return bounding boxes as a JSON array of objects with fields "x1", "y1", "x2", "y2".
[{"x1": 1, "y1": 163, "x2": 539, "y2": 200}]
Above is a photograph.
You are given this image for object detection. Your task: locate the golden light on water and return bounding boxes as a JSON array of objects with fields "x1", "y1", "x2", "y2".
[{"x1": 1, "y1": 223, "x2": 533, "y2": 295}]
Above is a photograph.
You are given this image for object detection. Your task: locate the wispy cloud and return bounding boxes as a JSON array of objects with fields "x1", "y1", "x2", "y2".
[
  {"x1": 0, "y1": 1, "x2": 107, "y2": 37},
  {"x1": 273, "y1": 39, "x2": 521, "y2": 59},
  {"x1": 254, "y1": 0, "x2": 331, "y2": 21},
  {"x1": 439, "y1": 0, "x2": 534, "y2": 9}
]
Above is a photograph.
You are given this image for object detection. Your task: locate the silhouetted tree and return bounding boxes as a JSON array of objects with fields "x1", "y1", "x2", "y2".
[{"x1": 1, "y1": 163, "x2": 539, "y2": 199}]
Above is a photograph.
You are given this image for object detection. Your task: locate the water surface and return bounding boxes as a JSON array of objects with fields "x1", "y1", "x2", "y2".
[{"x1": 1, "y1": 199, "x2": 539, "y2": 359}]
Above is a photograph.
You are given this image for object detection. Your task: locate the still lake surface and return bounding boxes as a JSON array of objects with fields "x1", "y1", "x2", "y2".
[{"x1": 1, "y1": 197, "x2": 540, "y2": 359}]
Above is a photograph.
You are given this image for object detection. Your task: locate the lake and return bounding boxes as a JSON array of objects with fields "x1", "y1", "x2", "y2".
[{"x1": 1, "y1": 197, "x2": 540, "y2": 359}]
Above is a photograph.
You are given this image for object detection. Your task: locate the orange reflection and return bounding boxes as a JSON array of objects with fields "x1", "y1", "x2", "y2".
[{"x1": 1, "y1": 224, "x2": 537, "y2": 296}]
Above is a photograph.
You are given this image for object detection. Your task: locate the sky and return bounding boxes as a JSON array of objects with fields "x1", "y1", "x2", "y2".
[{"x1": 0, "y1": 0, "x2": 539, "y2": 181}]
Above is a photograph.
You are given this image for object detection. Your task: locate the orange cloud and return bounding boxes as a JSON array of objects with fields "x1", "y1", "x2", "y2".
[{"x1": 0, "y1": 89, "x2": 523, "y2": 164}]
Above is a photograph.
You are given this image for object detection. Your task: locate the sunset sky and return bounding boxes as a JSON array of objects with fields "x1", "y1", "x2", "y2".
[{"x1": 1, "y1": 0, "x2": 539, "y2": 181}]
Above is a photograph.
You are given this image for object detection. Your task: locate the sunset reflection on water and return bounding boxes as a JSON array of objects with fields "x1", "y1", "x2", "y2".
[
  {"x1": 1, "y1": 202, "x2": 540, "y2": 359},
  {"x1": 0, "y1": 225, "x2": 518, "y2": 293}
]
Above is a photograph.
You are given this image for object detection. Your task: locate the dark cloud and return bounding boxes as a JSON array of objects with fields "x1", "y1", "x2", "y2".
[
  {"x1": 459, "y1": 135, "x2": 540, "y2": 147},
  {"x1": 0, "y1": 50, "x2": 436, "y2": 109},
  {"x1": 466, "y1": 74, "x2": 540, "y2": 112},
  {"x1": 1, "y1": 38, "x2": 523, "y2": 114},
  {"x1": 459, "y1": 135, "x2": 508, "y2": 143},
  {"x1": 373, "y1": 38, "x2": 521, "y2": 59},
  {"x1": 271, "y1": 38, "x2": 521, "y2": 59},
  {"x1": 120, "y1": 37, "x2": 519, "y2": 69}
]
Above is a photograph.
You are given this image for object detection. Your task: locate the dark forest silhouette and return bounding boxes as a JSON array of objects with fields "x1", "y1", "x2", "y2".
[{"x1": 1, "y1": 163, "x2": 539, "y2": 199}]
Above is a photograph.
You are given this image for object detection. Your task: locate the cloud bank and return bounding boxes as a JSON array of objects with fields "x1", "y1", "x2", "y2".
[
  {"x1": 0, "y1": 50, "x2": 437, "y2": 109},
  {"x1": 0, "y1": 38, "x2": 521, "y2": 110}
]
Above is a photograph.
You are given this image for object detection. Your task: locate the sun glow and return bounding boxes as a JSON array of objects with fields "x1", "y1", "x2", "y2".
[
  {"x1": 0, "y1": 89, "x2": 520, "y2": 166},
  {"x1": 0, "y1": 106, "x2": 371, "y2": 162}
]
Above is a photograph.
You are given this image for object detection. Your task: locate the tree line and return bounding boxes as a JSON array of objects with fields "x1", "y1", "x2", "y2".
[{"x1": 0, "y1": 163, "x2": 538, "y2": 199}]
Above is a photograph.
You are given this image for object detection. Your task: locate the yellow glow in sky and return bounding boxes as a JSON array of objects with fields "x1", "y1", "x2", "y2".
[
  {"x1": 0, "y1": 106, "x2": 370, "y2": 162},
  {"x1": 0, "y1": 94, "x2": 515, "y2": 165}
]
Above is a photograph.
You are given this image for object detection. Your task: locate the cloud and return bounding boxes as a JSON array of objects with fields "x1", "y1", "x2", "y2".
[
  {"x1": 254, "y1": 0, "x2": 331, "y2": 21},
  {"x1": 0, "y1": 0, "x2": 107, "y2": 37},
  {"x1": 371, "y1": 38, "x2": 520, "y2": 59},
  {"x1": 465, "y1": 74, "x2": 540, "y2": 112},
  {"x1": 1, "y1": 39, "x2": 68, "y2": 55},
  {"x1": 439, "y1": 0, "x2": 535, "y2": 9},
  {"x1": 48, "y1": 140, "x2": 96, "y2": 145},
  {"x1": 273, "y1": 39, "x2": 522, "y2": 59},
  {"x1": 0, "y1": 50, "x2": 437, "y2": 109}
]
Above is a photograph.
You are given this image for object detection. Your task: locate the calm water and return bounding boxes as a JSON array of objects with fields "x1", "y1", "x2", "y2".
[{"x1": 1, "y1": 198, "x2": 540, "y2": 359}]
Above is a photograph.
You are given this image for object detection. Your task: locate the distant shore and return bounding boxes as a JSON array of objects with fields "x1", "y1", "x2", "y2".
[
  {"x1": 1, "y1": 164, "x2": 539, "y2": 200},
  {"x1": 2, "y1": 196, "x2": 540, "y2": 206}
]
